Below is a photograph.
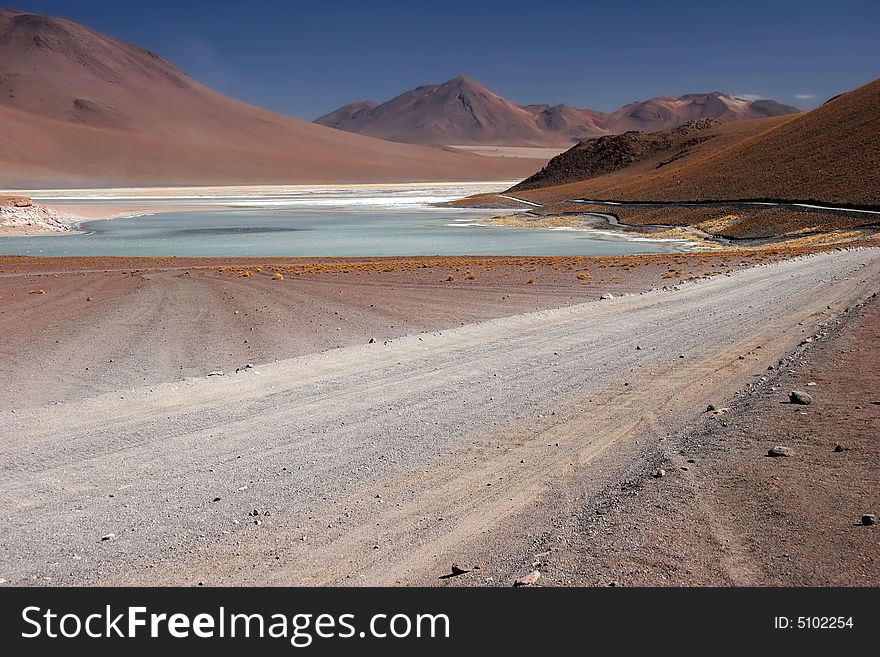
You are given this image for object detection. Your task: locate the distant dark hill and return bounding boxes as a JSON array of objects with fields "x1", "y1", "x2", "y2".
[{"x1": 511, "y1": 119, "x2": 723, "y2": 192}]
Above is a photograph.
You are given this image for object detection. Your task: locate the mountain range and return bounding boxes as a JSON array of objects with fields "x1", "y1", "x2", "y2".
[
  {"x1": 0, "y1": 10, "x2": 541, "y2": 187},
  {"x1": 314, "y1": 76, "x2": 801, "y2": 147}
]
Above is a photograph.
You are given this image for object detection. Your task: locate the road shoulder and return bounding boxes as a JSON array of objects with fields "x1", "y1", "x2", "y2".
[{"x1": 529, "y1": 292, "x2": 880, "y2": 586}]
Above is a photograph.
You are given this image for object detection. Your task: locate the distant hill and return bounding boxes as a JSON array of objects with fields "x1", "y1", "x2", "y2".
[
  {"x1": 511, "y1": 78, "x2": 879, "y2": 208},
  {"x1": 0, "y1": 10, "x2": 542, "y2": 188},
  {"x1": 315, "y1": 76, "x2": 800, "y2": 147},
  {"x1": 317, "y1": 76, "x2": 560, "y2": 147}
]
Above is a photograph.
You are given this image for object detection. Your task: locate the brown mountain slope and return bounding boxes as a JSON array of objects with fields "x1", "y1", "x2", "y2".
[
  {"x1": 511, "y1": 119, "x2": 725, "y2": 192},
  {"x1": 314, "y1": 100, "x2": 378, "y2": 129},
  {"x1": 315, "y1": 77, "x2": 799, "y2": 147},
  {"x1": 0, "y1": 10, "x2": 542, "y2": 187},
  {"x1": 609, "y1": 79, "x2": 880, "y2": 206},
  {"x1": 315, "y1": 76, "x2": 562, "y2": 147},
  {"x1": 509, "y1": 117, "x2": 788, "y2": 196},
  {"x1": 512, "y1": 78, "x2": 879, "y2": 207},
  {"x1": 606, "y1": 92, "x2": 799, "y2": 132}
]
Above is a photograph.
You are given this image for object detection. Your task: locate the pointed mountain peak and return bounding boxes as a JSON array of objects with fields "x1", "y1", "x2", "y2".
[
  {"x1": 447, "y1": 74, "x2": 477, "y2": 85},
  {"x1": 442, "y1": 75, "x2": 491, "y2": 93}
]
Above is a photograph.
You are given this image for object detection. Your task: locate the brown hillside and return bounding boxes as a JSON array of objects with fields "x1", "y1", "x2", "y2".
[
  {"x1": 508, "y1": 117, "x2": 790, "y2": 202},
  {"x1": 511, "y1": 119, "x2": 723, "y2": 192},
  {"x1": 515, "y1": 79, "x2": 879, "y2": 207},
  {"x1": 0, "y1": 10, "x2": 542, "y2": 187},
  {"x1": 611, "y1": 78, "x2": 880, "y2": 206}
]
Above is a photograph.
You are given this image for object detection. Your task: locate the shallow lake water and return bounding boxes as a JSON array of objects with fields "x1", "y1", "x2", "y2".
[{"x1": 0, "y1": 184, "x2": 690, "y2": 257}]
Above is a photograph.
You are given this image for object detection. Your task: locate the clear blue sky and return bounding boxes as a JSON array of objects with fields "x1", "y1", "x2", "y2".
[{"x1": 10, "y1": 0, "x2": 879, "y2": 118}]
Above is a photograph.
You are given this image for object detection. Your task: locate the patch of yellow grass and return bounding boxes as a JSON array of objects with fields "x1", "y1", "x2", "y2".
[{"x1": 694, "y1": 214, "x2": 741, "y2": 234}]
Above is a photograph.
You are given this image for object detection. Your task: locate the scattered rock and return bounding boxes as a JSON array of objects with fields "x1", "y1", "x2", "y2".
[
  {"x1": 789, "y1": 390, "x2": 813, "y2": 405},
  {"x1": 272, "y1": 272, "x2": 284, "y2": 280},
  {"x1": 450, "y1": 564, "x2": 471, "y2": 576},
  {"x1": 207, "y1": 370, "x2": 224, "y2": 377},
  {"x1": 833, "y1": 444, "x2": 849, "y2": 453},
  {"x1": 100, "y1": 533, "x2": 115, "y2": 541},
  {"x1": 87, "y1": 297, "x2": 93, "y2": 302},
  {"x1": 600, "y1": 293, "x2": 614, "y2": 300},
  {"x1": 706, "y1": 403, "x2": 716, "y2": 412},
  {"x1": 514, "y1": 570, "x2": 541, "y2": 587},
  {"x1": 653, "y1": 468, "x2": 666, "y2": 478},
  {"x1": 212, "y1": 496, "x2": 221, "y2": 502},
  {"x1": 861, "y1": 514, "x2": 876, "y2": 526},
  {"x1": 767, "y1": 446, "x2": 792, "y2": 457},
  {"x1": 369, "y1": 338, "x2": 375, "y2": 344}
]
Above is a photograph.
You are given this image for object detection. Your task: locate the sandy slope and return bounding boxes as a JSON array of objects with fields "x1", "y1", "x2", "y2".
[
  {"x1": 1, "y1": 248, "x2": 878, "y2": 585},
  {"x1": 0, "y1": 10, "x2": 544, "y2": 187}
]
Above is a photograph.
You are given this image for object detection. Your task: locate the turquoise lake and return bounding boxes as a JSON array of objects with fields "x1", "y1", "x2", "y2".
[
  {"x1": 0, "y1": 185, "x2": 689, "y2": 257},
  {"x1": 0, "y1": 209, "x2": 690, "y2": 257}
]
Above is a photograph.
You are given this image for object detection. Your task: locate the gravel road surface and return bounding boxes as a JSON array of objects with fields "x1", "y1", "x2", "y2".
[{"x1": 2, "y1": 249, "x2": 878, "y2": 585}]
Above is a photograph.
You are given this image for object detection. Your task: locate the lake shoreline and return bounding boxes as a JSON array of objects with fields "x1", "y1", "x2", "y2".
[{"x1": 0, "y1": 183, "x2": 695, "y2": 257}]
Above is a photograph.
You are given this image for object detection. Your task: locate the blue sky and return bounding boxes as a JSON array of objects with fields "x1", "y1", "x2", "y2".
[{"x1": 10, "y1": 0, "x2": 880, "y2": 118}]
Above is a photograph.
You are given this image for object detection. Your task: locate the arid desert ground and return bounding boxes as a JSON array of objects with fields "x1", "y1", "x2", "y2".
[{"x1": 1, "y1": 244, "x2": 878, "y2": 586}]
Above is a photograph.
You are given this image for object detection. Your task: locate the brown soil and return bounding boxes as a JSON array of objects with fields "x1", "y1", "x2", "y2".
[
  {"x1": 0, "y1": 250, "x2": 827, "y2": 410},
  {"x1": 561, "y1": 204, "x2": 880, "y2": 240},
  {"x1": 511, "y1": 293, "x2": 880, "y2": 586},
  {"x1": 3, "y1": 249, "x2": 878, "y2": 587}
]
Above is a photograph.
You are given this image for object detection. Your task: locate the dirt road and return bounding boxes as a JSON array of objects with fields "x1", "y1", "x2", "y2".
[{"x1": 1, "y1": 249, "x2": 878, "y2": 585}]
